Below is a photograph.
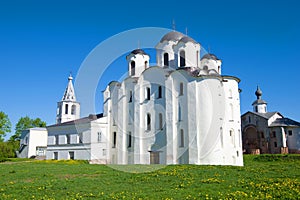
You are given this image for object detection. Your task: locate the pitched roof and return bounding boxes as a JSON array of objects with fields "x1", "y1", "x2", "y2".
[
  {"x1": 242, "y1": 111, "x2": 281, "y2": 119},
  {"x1": 269, "y1": 118, "x2": 300, "y2": 127},
  {"x1": 47, "y1": 113, "x2": 103, "y2": 128}
]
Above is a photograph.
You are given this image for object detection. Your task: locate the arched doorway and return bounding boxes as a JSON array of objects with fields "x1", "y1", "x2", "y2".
[{"x1": 243, "y1": 126, "x2": 260, "y2": 154}]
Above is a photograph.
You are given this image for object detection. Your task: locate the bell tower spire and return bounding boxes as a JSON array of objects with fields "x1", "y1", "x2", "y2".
[{"x1": 56, "y1": 73, "x2": 80, "y2": 124}]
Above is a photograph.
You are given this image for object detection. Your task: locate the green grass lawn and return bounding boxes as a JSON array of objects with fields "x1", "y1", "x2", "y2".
[{"x1": 0, "y1": 155, "x2": 299, "y2": 199}]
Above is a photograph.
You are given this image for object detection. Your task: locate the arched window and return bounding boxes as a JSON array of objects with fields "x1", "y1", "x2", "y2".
[
  {"x1": 179, "y1": 82, "x2": 184, "y2": 96},
  {"x1": 179, "y1": 51, "x2": 185, "y2": 67},
  {"x1": 65, "y1": 104, "x2": 69, "y2": 114},
  {"x1": 164, "y1": 53, "x2": 169, "y2": 66},
  {"x1": 146, "y1": 113, "x2": 151, "y2": 131},
  {"x1": 218, "y1": 66, "x2": 220, "y2": 73},
  {"x1": 131, "y1": 61, "x2": 135, "y2": 76},
  {"x1": 158, "y1": 85, "x2": 162, "y2": 99},
  {"x1": 145, "y1": 61, "x2": 148, "y2": 69},
  {"x1": 203, "y1": 65, "x2": 208, "y2": 71},
  {"x1": 159, "y1": 113, "x2": 163, "y2": 130},
  {"x1": 71, "y1": 105, "x2": 76, "y2": 115}
]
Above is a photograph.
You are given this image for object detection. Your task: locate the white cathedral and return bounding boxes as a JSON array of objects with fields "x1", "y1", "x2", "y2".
[{"x1": 45, "y1": 31, "x2": 244, "y2": 166}]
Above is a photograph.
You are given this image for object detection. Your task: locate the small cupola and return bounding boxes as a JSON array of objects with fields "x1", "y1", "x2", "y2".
[
  {"x1": 126, "y1": 49, "x2": 150, "y2": 77},
  {"x1": 200, "y1": 53, "x2": 222, "y2": 75},
  {"x1": 252, "y1": 86, "x2": 267, "y2": 113}
]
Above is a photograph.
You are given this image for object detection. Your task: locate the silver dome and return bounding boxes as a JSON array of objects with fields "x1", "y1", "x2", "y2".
[{"x1": 160, "y1": 31, "x2": 185, "y2": 43}]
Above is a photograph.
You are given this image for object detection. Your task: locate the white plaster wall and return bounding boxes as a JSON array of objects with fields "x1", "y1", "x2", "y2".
[
  {"x1": 173, "y1": 42, "x2": 201, "y2": 68},
  {"x1": 156, "y1": 41, "x2": 178, "y2": 68},
  {"x1": 27, "y1": 129, "x2": 48, "y2": 158},
  {"x1": 268, "y1": 113, "x2": 283, "y2": 126},
  {"x1": 127, "y1": 53, "x2": 150, "y2": 77}
]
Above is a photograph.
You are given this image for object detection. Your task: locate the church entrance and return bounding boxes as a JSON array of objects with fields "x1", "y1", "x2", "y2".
[
  {"x1": 243, "y1": 126, "x2": 260, "y2": 154},
  {"x1": 150, "y1": 152, "x2": 160, "y2": 164}
]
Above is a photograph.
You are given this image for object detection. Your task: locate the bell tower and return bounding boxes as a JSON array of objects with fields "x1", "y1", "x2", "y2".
[
  {"x1": 56, "y1": 74, "x2": 80, "y2": 124},
  {"x1": 252, "y1": 86, "x2": 267, "y2": 113}
]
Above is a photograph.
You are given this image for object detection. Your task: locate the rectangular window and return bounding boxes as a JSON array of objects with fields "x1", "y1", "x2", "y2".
[
  {"x1": 128, "y1": 132, "x2": 132, "y2": 148},
  {"x1": 69, "y1": 151, "x2": 74, "y2": 160},
  {"x1": 78, "y1": 133, "x2": 83, "y2": 143},
  {"x1": 272, "y1": 131, "x2": 276, "y2": 138},
  {"x1": 146, "y1": 87, "x2": 151, "y2": 100},
  {"x1": 66, "y1": 134, "x2": 71, "y2": 144},
  {"x1": 274, "y1": 142, "x2": 277, "y2": 148},
  {"x1": 288, "y1": 130, "x2": 293, "y2": 136},
  {"x1": 179, "y1": 83, "x2": 183, "y2": 96},
  {"x1": 179, "y1": 129, "x2": 184, "y2": 147},
  {"x1": 112, "y1": 132, "x2": 117, "y2": 148},
  {"x1": 53, "y1": 152, "x2": 58, "y2": 160},
  {"x1": 261, "y1": 132, "x2": 264, "y2": 138},
  {"x1": 98, "y1": 132, "x2": 102, "y2": 142},
  {"x1": 65, "y1": 104, "x2": 68, "y2": 114},
  {"x1": 146, "y1": 114, "x2": 151, "y2": 131}
]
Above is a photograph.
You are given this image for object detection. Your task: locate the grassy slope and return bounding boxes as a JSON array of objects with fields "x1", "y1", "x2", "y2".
[{"x1": 0, "y1": 155, "x2": 299, "y2": 199}]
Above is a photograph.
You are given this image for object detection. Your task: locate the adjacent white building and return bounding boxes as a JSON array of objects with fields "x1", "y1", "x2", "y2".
[
  {"x1": 17, "y1": 128, "x2": 48, "y2": 159},
  {"x1": 46, "y1": 31, "x2": 244, "y2": 166},
  {"x1": 242, "y1": 86, "x2": 300, "y2": 154}
]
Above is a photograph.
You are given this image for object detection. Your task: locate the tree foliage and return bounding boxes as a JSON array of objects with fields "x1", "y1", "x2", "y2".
[
  {"x1": 0, "y1": 111, "x2": 11, "y2": 142},
  {"x1": 10, "y1": 116, "x2": 46, "y2": 141},
  {"x1": 0, "y1": 140, "x2": 19, "y2": 158}
]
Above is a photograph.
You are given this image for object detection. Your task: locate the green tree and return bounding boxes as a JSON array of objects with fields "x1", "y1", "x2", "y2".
[
  {"x1": 0, "y1": 111, "x2": 11, "y2": 142},
  {"x1": 9, "y1": 116, "x2": 46, "y2": 141}
]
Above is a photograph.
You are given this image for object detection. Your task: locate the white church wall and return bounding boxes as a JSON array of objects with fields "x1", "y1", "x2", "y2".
[
  {"x1": 156, "y1": 41, "x2": 178, "y2": 68},
  {"x1": 173, "y1": 42, "x2": 201, "y2": 68}
]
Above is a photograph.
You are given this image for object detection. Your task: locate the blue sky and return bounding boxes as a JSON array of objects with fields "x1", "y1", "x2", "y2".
[{"x1": 0, "y1": 0, "x2": 299, "y2": 140}]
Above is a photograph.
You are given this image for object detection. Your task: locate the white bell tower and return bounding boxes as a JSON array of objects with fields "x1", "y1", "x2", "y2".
[
  {"x1": 56, "y1": 74, "x2": 80, "y2": 124},
  {"x1": 252, "y1": 86, "x2": 267, "y2": 113}
]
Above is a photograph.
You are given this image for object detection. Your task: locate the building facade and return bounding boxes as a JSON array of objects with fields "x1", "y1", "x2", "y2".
[
  {"x1": 17, "y1": 128, "x2": 48, "y2": 159},
  {"x1": 46, "y1": 31, "x2": 244, "y2": 166},
  {"x1": 241, "y1": 87, "x2": 300, "y2": 154}
]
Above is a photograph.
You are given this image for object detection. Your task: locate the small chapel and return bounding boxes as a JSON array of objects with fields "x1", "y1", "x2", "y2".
[
  {"x1": 45, "y1": 31, "x2": 244, "y2": 166},
  {"x1": 241, "y1": 87, "x2": 300, "y2": 154}
]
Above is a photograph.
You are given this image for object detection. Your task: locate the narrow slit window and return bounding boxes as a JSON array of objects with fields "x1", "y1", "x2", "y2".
[
  {"x1": 180, "y1": 51, "x2": 186, "y2": 67},
  {"x1": 158, "y1": 86, "x2": 162, "y2": 99},
  {"x1": 164, "y1": 53, "x2": 169, "y2": 66}
]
